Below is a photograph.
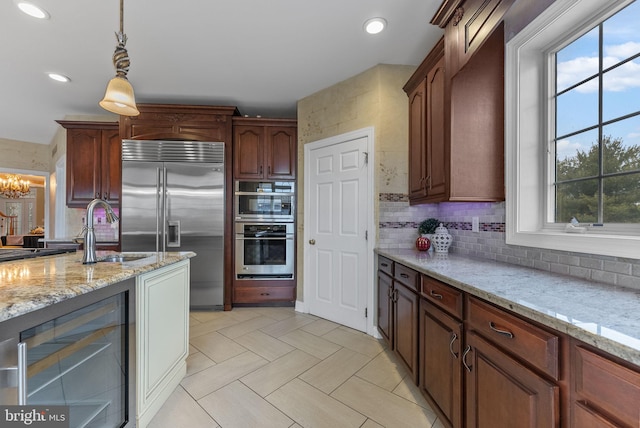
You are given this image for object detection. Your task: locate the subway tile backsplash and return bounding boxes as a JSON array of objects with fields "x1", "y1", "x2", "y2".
[{"x1": 378, "y1": 194, "x2": 640, "y2": 290}]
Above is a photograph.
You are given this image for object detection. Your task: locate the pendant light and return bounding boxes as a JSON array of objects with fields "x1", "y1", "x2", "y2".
[{"x1": 99, "y1": 0, "x2": 140, "y2": 116}]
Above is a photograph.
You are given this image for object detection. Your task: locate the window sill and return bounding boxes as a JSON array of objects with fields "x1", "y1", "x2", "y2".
[{"x1": 506, "y1": 228, "x2": 640, "y2": 259}]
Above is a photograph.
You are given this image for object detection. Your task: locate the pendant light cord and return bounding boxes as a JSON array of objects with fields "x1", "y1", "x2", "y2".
[{"x1": 120, "y1": 0, "x2": 124, "y2": 34}]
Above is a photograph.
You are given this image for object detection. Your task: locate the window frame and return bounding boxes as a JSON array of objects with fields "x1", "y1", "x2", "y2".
[{"x1": 505, "y1": 0, "x2": 640, "y2": 259}]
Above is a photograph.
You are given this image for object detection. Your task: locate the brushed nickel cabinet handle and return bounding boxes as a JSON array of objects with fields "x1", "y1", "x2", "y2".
[
  {"x1": 489, "y1": 321, "x2": 514, "y2": 339},
  {"x1": 449, "y1": 333, "x2": 459, "y2": 358},
  {"x1": 430, "y1": 290, "x2": 443, "y2": 300},
  {"x1": 462, "y1": 345, "x2": 472, "y2": 372},
  {"x1": 309, "y1": 239, "x2": 316, "y2": 245}
]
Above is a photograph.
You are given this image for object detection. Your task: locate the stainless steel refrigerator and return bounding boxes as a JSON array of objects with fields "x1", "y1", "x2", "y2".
[{"x1": 121, "y1": 140, "x2": 225, "y2": 309}]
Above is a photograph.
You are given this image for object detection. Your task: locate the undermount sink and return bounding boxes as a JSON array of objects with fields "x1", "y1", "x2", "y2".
[{"x1": 100, "y1": 254, "x2": 149, "y2": 263}]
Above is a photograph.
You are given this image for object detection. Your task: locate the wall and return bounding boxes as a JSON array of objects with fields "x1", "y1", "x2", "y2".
[
  {"x1": 296, "y1": 64, "x2": 417, "y2": 301},
  {"x1": 0, "y1": 138, "x2": 49, "y2": 172}
]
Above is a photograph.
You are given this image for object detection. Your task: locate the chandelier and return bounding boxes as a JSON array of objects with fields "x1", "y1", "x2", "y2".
[{"x1": 0, "y1": 174, "x2": 30, "y2": 198}]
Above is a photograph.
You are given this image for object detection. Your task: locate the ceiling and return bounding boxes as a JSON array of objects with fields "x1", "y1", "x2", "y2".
[{"x1": 0, "y1": 0, "x2": 444, "y2": 146}]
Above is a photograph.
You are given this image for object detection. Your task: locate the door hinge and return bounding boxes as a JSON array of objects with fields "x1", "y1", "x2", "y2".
[
  {"x1": 365, "y1": 307, "x2": 368, "y2": 318},
  {"x1": 365, "y1": 230, "x2": 368, "y2": 240},
  {"x1": 363, "y1": 152, "x2": 369, "y2": 165}
]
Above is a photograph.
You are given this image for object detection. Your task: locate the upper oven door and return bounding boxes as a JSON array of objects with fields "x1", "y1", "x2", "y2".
[{"x1": 235, "y1": 181, "x2": 295, "y2": 222}]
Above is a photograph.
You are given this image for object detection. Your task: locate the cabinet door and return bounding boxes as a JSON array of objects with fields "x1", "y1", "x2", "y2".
[
  {"x1": 101, "y1": 129, "x2": 122, "y2": 204},
  {"x1": 394, "y1": 281, "x2": 419, "y2": 383},
  {"x1": 420, "y1": 300, "x2": 463, "y2": 428},
  {"x1": 233, "y1": 125, "x2": 264, "y2": 179},
  {"x1": 408, "y1": 79, "x2": 428, "y2": 201},
  {"x1": 572, "y1": 344, "x2": 640, "y2": 428},
  {"x1": 377, "y1": 271, "x2": 393, "y2": 347},
  {"x1": 464, "y1": 331, "x2": 559, "y2": 428},
  {"x1": 266, "y1": 126, "x2": 296, "y2": 179},
  {"x1": 66, "y1": 128, "x2": 101, "y2": 207},
  {"x1": 449, "y1": 0, "x2": 515, "y2": 74},
  {"x1": 425, "y1": 55, "x2": 447, "y2": 201}
]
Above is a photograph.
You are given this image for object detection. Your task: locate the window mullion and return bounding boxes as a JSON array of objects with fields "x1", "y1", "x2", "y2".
[{"x1": 597, "y1": 23, "x2": 604, "y2": 223}]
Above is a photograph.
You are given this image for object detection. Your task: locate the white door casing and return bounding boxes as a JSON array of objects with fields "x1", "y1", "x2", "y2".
[{"x1": 303, "y1": 127, "x2": 375, "y2": 335}]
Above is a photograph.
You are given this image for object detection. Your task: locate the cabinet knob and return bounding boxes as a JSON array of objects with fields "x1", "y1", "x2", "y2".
[{"x1": 309, "y1": 239, "x2": 316, "y2": 245}]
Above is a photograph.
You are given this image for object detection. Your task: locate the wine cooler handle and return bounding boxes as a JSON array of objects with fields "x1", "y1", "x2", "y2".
[{"x1": 17, "y1": 342, "x2": 27, "y2": 405}]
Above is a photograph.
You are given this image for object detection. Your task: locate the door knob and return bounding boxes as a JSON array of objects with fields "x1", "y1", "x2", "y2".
[{"x1": 309, "y1": 239, "x2": 316, "y2": 245}]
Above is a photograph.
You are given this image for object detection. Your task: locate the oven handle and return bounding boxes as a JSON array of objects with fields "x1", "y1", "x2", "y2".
[
  {"x1": 236, "y1": 236, "x2": 294, "y2": 240},
  {"x1": 235, "y1": 192, "x2": 295, "y2": 196}
]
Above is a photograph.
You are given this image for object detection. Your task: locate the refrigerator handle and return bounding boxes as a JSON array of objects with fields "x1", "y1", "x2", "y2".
[
  {"x1": 162, "y1": 167, "x2": 168, "y2": 252},
  {"x1": 156, "y1": 167, "x2": 162, "y2": 253}
]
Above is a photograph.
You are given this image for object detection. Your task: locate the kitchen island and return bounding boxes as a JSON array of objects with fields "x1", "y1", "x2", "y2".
[
  {"x1": 377, "y1": 248, "x2": 640, "y2": 428},
  {"x1": 0, "y1": 250, "x2": 194, "y2": 428}
]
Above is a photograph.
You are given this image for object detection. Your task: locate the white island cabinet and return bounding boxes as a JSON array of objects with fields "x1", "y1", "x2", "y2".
[{"x1": 136, "y1": 258, "x2": 190, "y2": 428}]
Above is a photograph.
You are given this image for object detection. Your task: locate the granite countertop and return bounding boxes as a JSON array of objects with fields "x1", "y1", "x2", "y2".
[
  {"x1": 376, "y1": 248, "x2": 640, "y2": 367},
  {"x1": 0, "y1": 251, "x2": 195, "y2": 322}
]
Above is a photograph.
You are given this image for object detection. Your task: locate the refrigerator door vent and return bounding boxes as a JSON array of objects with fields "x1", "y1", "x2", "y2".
[{"x1": 122, "y1": 140, "x2": 224, "y2": 164}]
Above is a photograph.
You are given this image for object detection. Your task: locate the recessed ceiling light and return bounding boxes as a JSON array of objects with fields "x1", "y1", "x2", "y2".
[
  {"x1": 364, "y1": 17, "x2": 387, "y2": 35},
  {"x1": 15, "y1": 1, "x2": 50, "y2": 19},
  {"x1": 48, "y1": 73, "x2": 70, "y2": 83}
]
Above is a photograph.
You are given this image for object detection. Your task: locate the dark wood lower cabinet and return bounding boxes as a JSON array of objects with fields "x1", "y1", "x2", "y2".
[
  {"x1": 464, "y1": 331, "x2": 559, "y2": 428},
  {"x1": 419, "y1": 300, "x2": 463, "y2": 428},
  {"x1": 572, "y1": 343, "x2": 640, "y2": 427},
  {"x1": 377, "y1": 270, "x2": 393, "y2": 346},
  {"x1": 377, "y1": 258, "x2": 640, "y2": 428},
  {"x1": 394, "y1": 281, "x2": 419, "y2": 383}
]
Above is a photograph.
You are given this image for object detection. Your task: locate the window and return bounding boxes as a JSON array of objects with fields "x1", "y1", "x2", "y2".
[
  {"x1": 505, "y1": 0, "x2": 640, "y2": 258},
  {"x1": 552, "y1": 1, "x2": 640, "y2": 225}
]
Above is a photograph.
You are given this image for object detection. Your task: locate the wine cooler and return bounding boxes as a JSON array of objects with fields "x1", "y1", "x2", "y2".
[{"x1": 1, "y1": 280, "x2": 135, "y2": 428}]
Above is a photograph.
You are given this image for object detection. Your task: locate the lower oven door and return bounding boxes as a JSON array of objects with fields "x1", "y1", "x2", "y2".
[{"x1": 235, "y1": 224, "x2": 294, "y2": 279}]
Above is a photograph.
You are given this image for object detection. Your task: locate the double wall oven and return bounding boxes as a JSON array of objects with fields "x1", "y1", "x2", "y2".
[{"x1": 234, "y1": 181, "x2": 295, "y2": 280}]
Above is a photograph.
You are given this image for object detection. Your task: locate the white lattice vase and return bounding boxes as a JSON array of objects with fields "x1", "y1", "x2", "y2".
[{"x1": 432, "y1": 223, "x2": 452, "y2": 253}]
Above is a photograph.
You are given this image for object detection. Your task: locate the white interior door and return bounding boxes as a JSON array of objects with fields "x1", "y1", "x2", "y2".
[{"x1": 304, "y1": 130, "x2": 372, "y2": 332}]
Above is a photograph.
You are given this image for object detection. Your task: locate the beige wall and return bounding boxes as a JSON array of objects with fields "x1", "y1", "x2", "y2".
[
  {"x1": 296, "y1": 63, "x2": 416, "y2": 301},
  {"x1": 0, "y1": 138, "x2": 50, "y2": 172}
]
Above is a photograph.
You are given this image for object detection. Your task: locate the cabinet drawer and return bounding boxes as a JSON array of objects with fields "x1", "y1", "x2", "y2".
[
  {"x1": 378, "y1": 256, "x2": 393, "y2": 277},
  {"x1": 421, "y1": 275, "x2": 463, "y2": 319},
  {"x1": 466, "y1": 297, "x2": 559, "y2": 379},
  {"x1": 233, "y1": 286, "x2": 295, "y2": 303},
  {"x1": 394, "y1": 263, "x2": 419, "y2": 291},
  {"x1": 573, "y1": 344, "x2": 640, "y2": 427}
]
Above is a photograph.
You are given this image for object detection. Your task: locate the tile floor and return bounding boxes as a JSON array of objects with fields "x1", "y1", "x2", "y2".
[{"x1": 148, "y1": 307, "x2": 444, "y2": 428}]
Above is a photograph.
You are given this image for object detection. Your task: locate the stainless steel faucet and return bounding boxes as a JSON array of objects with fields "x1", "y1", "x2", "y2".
[{"x1": 82, "y1": 198, "x2": 119, "y2": 264}]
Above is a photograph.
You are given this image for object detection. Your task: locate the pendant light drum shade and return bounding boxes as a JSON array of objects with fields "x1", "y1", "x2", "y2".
[{"x1": 100, "y1": 76, "x2": 139, "y2": 116}]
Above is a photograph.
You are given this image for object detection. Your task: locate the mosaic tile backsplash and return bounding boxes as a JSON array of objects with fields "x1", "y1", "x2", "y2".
[{"x1": 378, "y1": 193, "x2": 640, "y2": 290}]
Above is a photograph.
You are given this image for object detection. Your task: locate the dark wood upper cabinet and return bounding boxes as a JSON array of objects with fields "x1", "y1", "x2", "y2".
[
  {"x1": 432, "y1": 0, "x2": 516, "y2": 76},
  {"x1": 404, "y1": 0, "x2": 513, "y2": 204},
  {"x1": 57, "y1": 121, "x2": 121, "y2": 208},
  {"x1": 232, "y1": 117, "x2": 297, "y2": 180},
  {"x1": 119, "y1": 103, "x2": 238, "y2": 142}
]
